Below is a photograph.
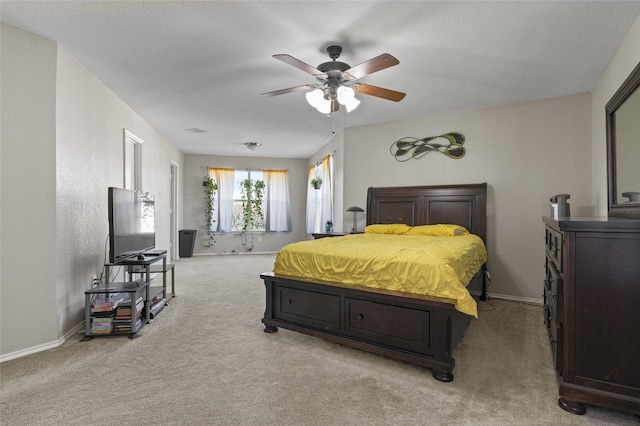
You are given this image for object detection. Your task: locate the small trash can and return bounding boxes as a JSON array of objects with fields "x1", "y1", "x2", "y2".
[{"x1": 179, "y1": 229, "x2": 197, "y2": 257}]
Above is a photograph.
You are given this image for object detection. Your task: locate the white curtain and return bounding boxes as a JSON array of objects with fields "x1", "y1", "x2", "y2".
[
  {"x1": 319, "y1": 155, "x2": 333, "y2": 228},
  {"x1": 209, "y1": 168, "x2": 235, "y2": 232},
  {"x1": 263, "y1": 170, "x2": 291, "y2": 231},
  {"x1": 305, "y1": 155, "x2": 333, "y2": 234},
  {"x1": 305, "y1": 166, "x2": 316, "y2": 233}
]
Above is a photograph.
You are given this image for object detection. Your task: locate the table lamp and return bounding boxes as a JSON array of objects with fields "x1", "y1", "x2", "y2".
[{"x1": 346, "y1": 206, "x2": 365, "y2": 233}]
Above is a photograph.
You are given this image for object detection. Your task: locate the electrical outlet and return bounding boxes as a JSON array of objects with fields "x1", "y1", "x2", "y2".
[{"x1": 257, "y1": 236, "x2": 262, "y2": 242}]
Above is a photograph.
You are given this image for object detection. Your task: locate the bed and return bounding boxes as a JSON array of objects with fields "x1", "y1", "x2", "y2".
[{"x1": 260, "y1": 183, "x2": 487, "y2": 382}]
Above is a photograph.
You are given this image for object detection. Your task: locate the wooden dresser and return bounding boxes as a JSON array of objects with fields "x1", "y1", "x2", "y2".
[{"x1": 542, "y1": 216, "x2": 640, "y2": 416}]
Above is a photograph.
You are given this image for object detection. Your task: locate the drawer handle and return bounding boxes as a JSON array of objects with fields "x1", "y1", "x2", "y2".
[
  {"x1": 357, "y1": 314, "x2": 364, "y2": 320},
  {"x1": 287, "y1": 299, "x2": 292, "y2": 305}
]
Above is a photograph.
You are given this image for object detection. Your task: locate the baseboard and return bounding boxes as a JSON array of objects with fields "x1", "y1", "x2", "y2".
[
  {"x1": 0, "y1": 321, "x2": 84, "y2": 363},
  {"x1": 193, "y1": 251, "x2": 278, "y2": 256},
  {"x1": 470, "y1": 290, "x2": 543, "y2": 306}
]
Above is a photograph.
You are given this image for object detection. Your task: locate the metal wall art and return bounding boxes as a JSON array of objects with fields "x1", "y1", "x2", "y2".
[{"x1": 390, "y1": 132, "x2": 465, "y2": 161}]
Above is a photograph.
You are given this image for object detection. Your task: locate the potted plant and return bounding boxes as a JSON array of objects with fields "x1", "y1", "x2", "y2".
[
  {"x1": 310, "y1": 177, "x2": 322, "y2": 189},
  {"x1": 324, "y1": 220, "x2": 333, "y2": 233}
]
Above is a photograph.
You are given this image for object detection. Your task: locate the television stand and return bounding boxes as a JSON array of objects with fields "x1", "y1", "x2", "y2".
[{"x1": 85, "y1": 250, "x2": 175, "y2": 340}]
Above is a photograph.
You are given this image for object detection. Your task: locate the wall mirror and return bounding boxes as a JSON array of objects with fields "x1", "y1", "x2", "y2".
[{"x1": 607, "y1": 61, "x2": 640, "y2": 219}]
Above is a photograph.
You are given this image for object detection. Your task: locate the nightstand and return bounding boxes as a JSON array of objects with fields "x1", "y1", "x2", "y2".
[{"x1": 312, "y1": 232, "x2": 346, "y2": 239}]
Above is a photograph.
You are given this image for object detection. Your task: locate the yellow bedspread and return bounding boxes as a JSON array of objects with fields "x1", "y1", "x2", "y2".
[{"x1": 273, "y1": 233, "x2": 487, "y2": 318}]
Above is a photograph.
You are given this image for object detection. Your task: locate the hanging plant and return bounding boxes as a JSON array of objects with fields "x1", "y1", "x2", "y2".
[
  {"x1": 311, "y1": 176, "x2": 322, "y2": 189},
  {"x1": 203, "y1": 177, "x2": 218, "y2": 249},
  {"x1": 254, "y1": 180, "x2": 265, "y2": 226},
  {"x1": 239, "y1": 178, "x2": 265, "y2": 251}
]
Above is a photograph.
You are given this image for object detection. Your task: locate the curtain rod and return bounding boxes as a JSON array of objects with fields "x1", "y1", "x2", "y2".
[
  {"x1": 208, "y1": 167, "x2": 289, "y2": 172},
  {"x1": 315, "y1": 151, "x2": 336, "y2": 166}
]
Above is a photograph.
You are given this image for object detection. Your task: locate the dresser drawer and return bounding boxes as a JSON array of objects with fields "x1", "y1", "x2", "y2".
[
  {"x1": 546, "y1": 260, "x2": 563, "y2": 323},
  {"x1": 545, "y1": 226, "x2": 563, "y2": 272},
  {"x1": 544, "y1": 291, "x2": 563, "y2": 374},
  {"x1": 344, "y1": 298, "x2": 432, "y2": 355},
  {"x1": 275, "y1": 286, "x2": 340, "y2": 330},
  {"x1": 543, "y1": 290, "x2": 552, "y2": 332}
]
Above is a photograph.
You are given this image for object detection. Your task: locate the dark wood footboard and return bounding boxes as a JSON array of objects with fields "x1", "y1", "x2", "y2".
[{"x1": 260, "y1": 272, "x2": 473, "y2": 382}]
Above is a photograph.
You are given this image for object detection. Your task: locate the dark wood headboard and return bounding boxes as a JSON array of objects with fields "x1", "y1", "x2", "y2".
[{"x1": 366, "y1": 183, "x2": 487, "y2": 243}]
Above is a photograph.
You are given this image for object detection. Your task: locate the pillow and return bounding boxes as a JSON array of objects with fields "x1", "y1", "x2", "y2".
[
  {"x1": 364, "y1": 224, "x2": 411, "y2": 235},
  {"x1": 405, "y1": 224, "x2": 469, "y2": 236}
]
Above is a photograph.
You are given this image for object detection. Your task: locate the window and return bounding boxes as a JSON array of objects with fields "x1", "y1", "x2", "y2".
[
  {"x1": 232, "y1": 170, "x2": 264, "y2": 232},
  {"x1": 208, "y1": 168, "x2": 290, "y2": 233}
]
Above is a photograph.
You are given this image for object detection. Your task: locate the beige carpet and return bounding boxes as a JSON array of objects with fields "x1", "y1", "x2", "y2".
[{"x1": 1, "y1": 254, "x2": 637, "y2": 425}]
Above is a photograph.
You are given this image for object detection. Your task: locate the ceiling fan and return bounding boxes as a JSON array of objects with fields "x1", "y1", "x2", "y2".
[{"x1": 261, "y1": 45, "x2": 406, "y2": 114}]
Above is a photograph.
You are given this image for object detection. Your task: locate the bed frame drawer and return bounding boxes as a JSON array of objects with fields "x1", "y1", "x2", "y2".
[
  {"x1": 274, "y1": 286, "x2": 340, "y2": 330},
  {"x1": 344, "y1": 298, "x2": 432, "y2": 355}
]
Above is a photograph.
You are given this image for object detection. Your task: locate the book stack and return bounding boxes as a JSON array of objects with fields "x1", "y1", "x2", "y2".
[
  {"x1": 90, "y1": 299, "x2": 119, "y2": 334},
  {"x1": 149, "y1": 293, "x2": 166, "y2": 319},
  {"x1": 113, "y1": 296, "x2": 144, "y2": 333}
]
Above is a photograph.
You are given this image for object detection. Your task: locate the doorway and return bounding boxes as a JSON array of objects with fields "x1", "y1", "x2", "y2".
[{"x1": 170, "y1": 162, "x2": 179, "y2": 261}]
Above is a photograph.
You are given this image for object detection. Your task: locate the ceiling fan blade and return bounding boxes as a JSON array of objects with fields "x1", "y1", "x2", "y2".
[
  {"x1": 354, "y1": 83, "x2": 406, "y2": 102},
  {"x1": 341, "y1": 53, "x2": 399, "y2": 80},
  {"x1": 261, "y1": 84, "x2": 314, "y2": 97},
  {"x1": 273, "y1": 54, "x2": 328, "y2": 78}
]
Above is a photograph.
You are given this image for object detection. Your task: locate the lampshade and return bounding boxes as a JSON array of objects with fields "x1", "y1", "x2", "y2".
[
  {"x1": 337, "y1": 86, "x2": 361, "y2": 112},
  {"x1": 346, "y1": 206, "x2": 365, "y2": 212},
  {"x1": 305, "y1": 89, "x2": 332, "y2": 114}
]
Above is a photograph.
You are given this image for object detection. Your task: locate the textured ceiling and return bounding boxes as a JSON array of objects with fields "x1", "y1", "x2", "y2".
[{"x1": 2, "y1": 1, "x2": 639, "y2": 158}]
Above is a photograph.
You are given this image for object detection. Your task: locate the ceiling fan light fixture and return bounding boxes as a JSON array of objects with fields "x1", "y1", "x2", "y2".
[
  {"x1": 263, "y1": 45, "x2": 404, "y2": 115},
  {"x1": 315, "y1": 100, "x2": 332, "y2": 114},
  {"x1": 306, "y1": 88, "x2": 331, "y2": 114},
  {"x1": 337, "y1": 86, "x2": 360, "y2": 112}
]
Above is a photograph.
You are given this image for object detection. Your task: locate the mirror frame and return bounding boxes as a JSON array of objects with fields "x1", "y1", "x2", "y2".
[{"x1": 606, "y1": 61, "x2": 640, "y2": 219}]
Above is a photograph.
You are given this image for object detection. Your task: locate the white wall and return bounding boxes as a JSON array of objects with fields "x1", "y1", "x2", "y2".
[
  {"x1": 341, "y1": 93, "x2": 592, "y2": 301},
  {"x1": 592, "y1": 15, "x2": 640, "y2": 214},
  {"x1": 1, "y1": 25, "x2": 59, "y2": 355},
  {"x1": 182, "y1": 154, "x2": 308, "y2": 254},
  {"x1": 1, "y1": 25, "x2": 183, "y2": 361}
]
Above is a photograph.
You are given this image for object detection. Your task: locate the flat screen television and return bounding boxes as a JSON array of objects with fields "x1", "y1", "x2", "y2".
[{"x1": 108, "y1": 187, "x2": 156, "y2": 263}]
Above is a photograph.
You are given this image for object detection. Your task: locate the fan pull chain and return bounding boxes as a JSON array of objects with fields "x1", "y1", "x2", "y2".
[{"x1": 331, "y1": 111, "x2": 335, "y2": 134}]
